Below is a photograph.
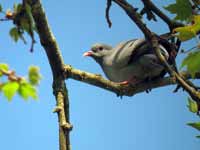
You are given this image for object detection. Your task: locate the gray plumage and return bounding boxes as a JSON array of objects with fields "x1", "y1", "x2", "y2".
[{"x1": 84, "y1": 39, "x2": 169, "y2": 84}]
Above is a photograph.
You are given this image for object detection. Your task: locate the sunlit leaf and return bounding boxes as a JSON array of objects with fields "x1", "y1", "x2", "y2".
[
  {"x1": 18, "y1": 82, "x2": 38, "y2": 100},
  {"x1": 0, "y1": 63, "x2": 9, "y2": 76},
  {"x1": 164, "y1": 0, "x2": 192, "y2": 22},
  {"x1": 173, "y1": 15, "x2": 200, "y2": 41},
  {"x1": 181, "y1": 51, "x2": 200, "y2": 77},
  {"x1": 173, "y1": 26, "x2": 196, "y2": 41},
  {"x1": 2, "y1": 82, "x2": 19, "y2": 101},
  {"x1": 187, "y1": 98, "x2": 198, "y2": 113},
  {"x1": 28, "y1": 66, "x2": 41, "y2": 86},
  {"x1": 187, "y1": 122, "x2": 200, "y2": 131}
]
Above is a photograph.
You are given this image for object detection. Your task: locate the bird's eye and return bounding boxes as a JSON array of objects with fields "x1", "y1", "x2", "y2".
[{"x1": 99, "y1": 47, "x2": 103, "y2": 51}]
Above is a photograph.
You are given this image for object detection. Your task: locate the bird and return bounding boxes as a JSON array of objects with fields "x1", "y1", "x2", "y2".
[{"x1": 83, "y1": 38, "x2": 176, "y2": 85}]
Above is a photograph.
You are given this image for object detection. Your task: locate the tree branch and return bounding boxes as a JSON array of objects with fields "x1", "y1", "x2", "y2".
[
  {"x1": 113, "y1": 0, "x2": 152, "y2": 38},
  {"x1": 25, "y1": 0, "x2": 72, "y2": 150},
  {"x1": 141, "y1": 0, "x2": 184, "y2": 30},
  {"x1": 63, "y1": 65, "x2": 200, "y2": 97},
  {"x1": 106, "y1": 0, "x2": 112, "y2": 28}
]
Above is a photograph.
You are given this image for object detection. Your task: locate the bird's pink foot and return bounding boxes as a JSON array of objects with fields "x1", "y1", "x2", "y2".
[
  {"x1": 118, "y1": 80, "x2": 130, "y2": 85},
  {"x1": 118, "y1": 76, "x2": 140, "y2": 86}
]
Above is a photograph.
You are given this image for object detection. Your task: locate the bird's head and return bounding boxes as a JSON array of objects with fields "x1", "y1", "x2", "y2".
[{"x1": 83, "y1": 43, "x2": 112, "y2": 63}]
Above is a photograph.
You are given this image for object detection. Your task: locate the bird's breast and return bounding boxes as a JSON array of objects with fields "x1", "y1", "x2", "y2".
[{"x1": 101, "y1": 64, "x2": 143, "y2": 82}]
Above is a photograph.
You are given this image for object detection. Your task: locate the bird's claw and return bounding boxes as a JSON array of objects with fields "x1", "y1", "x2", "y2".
[{"x1": 118, "y1": 81, "x2": 130, "y2": 86}]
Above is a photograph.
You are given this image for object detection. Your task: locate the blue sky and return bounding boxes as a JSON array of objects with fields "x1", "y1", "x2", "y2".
[{"x1": 0, "y1": 0, "x2": 199, "y2": 150}]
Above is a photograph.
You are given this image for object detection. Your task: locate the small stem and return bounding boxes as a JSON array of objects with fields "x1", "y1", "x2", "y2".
[{"x1": 106, "y1": 0, "x2": 112, "y2": 28}]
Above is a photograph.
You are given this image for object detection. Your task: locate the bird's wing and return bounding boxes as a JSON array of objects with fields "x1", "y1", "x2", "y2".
[
  {"x1": 110, "y1": 39, "x2": 148, "y2": 68},
  {"x1": 110, "y1": 39, "x2": 170, "y2": 69}
]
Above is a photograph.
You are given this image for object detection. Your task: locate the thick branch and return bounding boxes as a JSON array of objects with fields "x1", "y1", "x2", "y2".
[
  {"x1": 63, "y1": 65, "x2": 200, "y2": 96},
  {"x1": 25, "y1": 0, "x2": 71, "y2": 150},
  {"x1": 25, "y1": 0, "x2": 64, "y2": 77}
]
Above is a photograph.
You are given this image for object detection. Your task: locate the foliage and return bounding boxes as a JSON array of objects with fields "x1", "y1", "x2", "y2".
[
  {"x1": 3, "y1": 3, "x2": 37, "y2": 51},
  {"x1": 28, "y1": 66, "x2": 41, "y2": 86},
  {"x1": 181, "y1": 50, "x2": 200, "y2": 77},
  {"x1": 187, "y1": 98, "x2": 198, "y2": 113},
  {"x1": 164, "y1": 0, "x2": 193, "y2": 22},
  {"x1": 9, "y1": 27, "x2": 20, "y2": 42},
  {"x1": 173, "y1": 15, "x2": 200, "y2": 41},
  {"x1": 187, "y1": 122, "x2": 200, "y2": 131},
  {"x1": 0, "y1": 63, "x2": 41, "y2": 101}
]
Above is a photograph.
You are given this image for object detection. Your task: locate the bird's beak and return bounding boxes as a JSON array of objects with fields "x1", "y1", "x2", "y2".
[{"x1": 83, "y1": 51, "x2": 93, "y2": 57}]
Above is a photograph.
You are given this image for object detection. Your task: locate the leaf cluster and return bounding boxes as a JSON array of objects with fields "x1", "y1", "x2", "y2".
[
  {"x1": 164, "y1": 0, "x2": 200, "y2": 139},
  {"x1": 0, "y1": 64, "x2": 41, "y2": 101},
  {"x1": 8, "y1": 3, "x2": 37, "y2": 51}
]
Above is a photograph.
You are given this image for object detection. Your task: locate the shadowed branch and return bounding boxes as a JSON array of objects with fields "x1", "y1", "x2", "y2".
[{"x1": 63, "y1": 64, "x2": 200, "y2": 97}]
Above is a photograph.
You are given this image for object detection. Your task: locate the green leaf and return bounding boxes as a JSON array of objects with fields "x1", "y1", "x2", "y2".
[
  {"x1": 20, "y1": 18, "x2": 30, "y2": 33},
  {"x1": 2, "y1": 82, "x2": 19, "y2": 101},
  {"x1": 18, "y1": 82, "x2": 38, "y2": 100},
  {"x1": 25, "y1": 3, "x2": 31, "y2": 15},
  {"x1": 0, "y1": 4, "x2": 3, "y2": 12},
  {"x1": 13, "y1": 3, "x2": 22, "y2": 14},
  {"x1": 187, "y1": 98, "x2": 198, "y2": 113},
  {"x1": 187, "y1": 122, "x2": 200, "y2": 131},
  {"x1": 13, "y1": 3, "x2": 17, "y2": 13},
  {"x1": 0, "y1": 63, "x2": 9, "y2": 76},
  {"x1": 0, "y1": 83, "x2": 3, "y2": 91},
  {"x1": 196, "y1": 135, "x2": 200, "y2": 138},
  {"x1": 181, "y1": 51, "x2": 200, "y2": 77},
  {"x1": 164, "y1": 0, "x2": 192, "y2": 22},
  {"x1": 28, "y1": 66, "x2": 41, "y2": 86},
  {"x1": 173, "y1": 26, "x2": 196, "y2": 41},
  {"x1": 25, "y1": 3, "x2": 35, "y2": 30},
  {"x1": 173, "y1": 15, "x2": 200, "y2": 41},
  {"x1": 0, "y1": 63, "x2": 9, "y2": 71},
  {"x1": 9, "y1": 27, "x2": 19, "y2": 42}
]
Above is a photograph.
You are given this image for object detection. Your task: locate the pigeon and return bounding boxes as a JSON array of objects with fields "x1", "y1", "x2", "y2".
[{"x1": 83, "y1": 39, "x2": 175, "y2": 85}]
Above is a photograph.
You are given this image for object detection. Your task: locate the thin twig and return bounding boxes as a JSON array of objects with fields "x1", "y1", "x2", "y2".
[
  {"x1": 0, "y1": 69, "x2": 23, "y2": 82},
  {"x1": 106, "y1": 0, "x2": 112, "y2": 28},
  {"x1": 141, "y1": 0, "x2": 184, "y2": 30},
  {"x1": 0, "y1": 18, "x2": 10, "y2": 21}
]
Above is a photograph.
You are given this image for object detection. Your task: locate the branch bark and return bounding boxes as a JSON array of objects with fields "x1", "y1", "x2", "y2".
[
  {"x1": 25, "y1": 0, "x2": 72, "y2": 150},
  {"x1": 141, "y1": 0, "x2": 184, "y2": 30},
  {"x1": 63, "y1": 65, "x2": 200, "y2": 96}
]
